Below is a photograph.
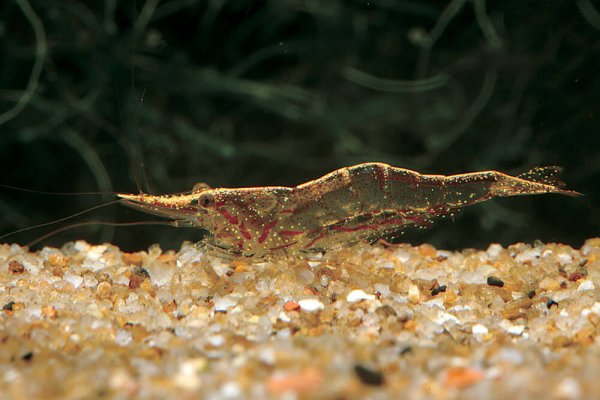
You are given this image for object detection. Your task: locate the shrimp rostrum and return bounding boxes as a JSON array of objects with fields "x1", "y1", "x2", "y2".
[{"x1": 118, "y1": 163, "x2": 581, "y2": 259}]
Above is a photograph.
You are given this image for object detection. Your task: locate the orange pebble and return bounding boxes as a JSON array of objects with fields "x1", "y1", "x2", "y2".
[
  {"x1": 283, "y1": 301, "x2": 300, "y2": 311},
  {"x1": 266, "y1": 367, "x2": 323, "y2": 395},
  {"x1": 444, "y1": 367, "x2": 484, "y2": 389}
]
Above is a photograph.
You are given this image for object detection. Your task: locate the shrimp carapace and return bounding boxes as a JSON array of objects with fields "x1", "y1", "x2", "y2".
[{"x1": 117, "y1": 163, "x2": 581, "y2": 258}]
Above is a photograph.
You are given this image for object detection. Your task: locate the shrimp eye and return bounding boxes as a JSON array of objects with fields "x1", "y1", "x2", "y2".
[{"x1": 199, "y1": 194, "x2": 215, "y2": 208}]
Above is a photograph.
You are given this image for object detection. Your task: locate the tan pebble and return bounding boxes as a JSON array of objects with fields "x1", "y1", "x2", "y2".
[
  {"x1": 97, "y1": 281, "x2": 112, "y2": 297},
  {"x1": 404, "y1": 319, "x2": 416, "y2": 331},
  {"x1": 552, "y1": 335, "x2": 572, "y2": 348},
  {"x1": 263, "y1": 295, "x2": 279, "y2": 307},
  {"x1": 538, "y1": 276, "x2": 561, "y2": 291},
  {"x1": 266, "y1": 367, "x2": 323, "y2": 395},
  {"x1": 443, "y1": 289, "x2": 458, "y2": 304},
  {"x1": 163, "y1": 300, "x2": 177, "y2": 314},
  {"x1": 140, "y1": 279, "x2": 153, "y2": 292},
  {"x1": 232, "y1": 261, "x2": 250, "y2": 272},
  {"x1": 307, "y1": 326, "x2": 326, "y2": 336},
  {"x1": 502, "y1": 298, "x2": 533, "y2": 320},
  {"x1": 8, "y1": 260, "x2": 25, "y2": 274},
  {"x1": 584, "y1": 238, "x2": 600, "y2": 247},
  {"x1": 41, "y1": 306, "x2": 58, "y2": 319},
  {"x1": 47, "y1": 254, "x2": 69, "y2": 268},
  {"x1": 122, "y1": 253, "x2": 144, "y2": 266},
  {"x1": 8, "y1": 302, "x2": 25, "y2": 312},
  {"x1": 157, "y1": 253, "x2": 177, "y2": 263},
  {"x1": 376, "y1": 305, "x2": 397, "y2": 318},
  {"x1": 574, "y1": 325, "x2": 595, "y2": 346},
  {"x1": 418, "y1": 244, "x2": 437, "y2": 258},
  {"x1": 303, "y1": 287, "x2": 319, "y2": 296},
  {"x1": 116, "y1": 315, "x2": 128, "y2": 327},
  {"x1": 588, "y1": 313, "x2": 600, "y2": 326}
]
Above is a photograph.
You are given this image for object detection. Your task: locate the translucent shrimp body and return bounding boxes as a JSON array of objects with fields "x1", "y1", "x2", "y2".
[{"x1": 118, "y1": 163, "x2": 580, "y2": 258}]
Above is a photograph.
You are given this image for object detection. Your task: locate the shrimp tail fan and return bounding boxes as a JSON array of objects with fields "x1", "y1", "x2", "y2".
[{"x1": 518, "y1": 166, "x2": 582, "y2": 197}]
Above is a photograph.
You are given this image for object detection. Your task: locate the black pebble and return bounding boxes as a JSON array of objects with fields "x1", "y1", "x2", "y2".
[
  {"x1": 546, "y1": 299, "x2": 559, "y2": 309},
  {"x1": 431, "y1": 285, "x2": 447, "y2": 296},
  {"x1": 133, "y1": 267, "x2": 150, "y2": 278},
  {"x1": 354, "y1": 364, "x2": 384, "y2": 386},
  {"x1": 21, "y1": 352, "x2": 33, "y2": 362},
  {"x1": 3, "y1": 301, "x2": 15, "y2": 311},
  {"x1": 487, "y1": 276, "x2": 504, "y2": 287}
]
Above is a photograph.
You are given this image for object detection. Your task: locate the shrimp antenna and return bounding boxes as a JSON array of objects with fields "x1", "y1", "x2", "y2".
[
  {"x1": 25, "y1": 220, "x2": 177, "y2": 248},
  {"x1": 0, "y1": 199, "x2": 122, "y2": 241},
  {"x1": 0, "y1": 184, "x2": 113, "y2": 196}
]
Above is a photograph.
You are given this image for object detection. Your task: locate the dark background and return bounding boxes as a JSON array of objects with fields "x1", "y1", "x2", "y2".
[{"x1": 0, "y1": 0, "x2": 598, "y2": 252}]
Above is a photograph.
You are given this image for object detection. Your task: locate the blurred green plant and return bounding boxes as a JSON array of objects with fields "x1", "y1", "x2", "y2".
[{"x1": 0, "y1": 0, "x2": 597, "y2": 251}]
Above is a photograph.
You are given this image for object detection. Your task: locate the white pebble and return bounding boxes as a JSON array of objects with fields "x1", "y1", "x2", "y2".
[
  {"x1": 298, "y1": 299, "x2": 324, "y2": 312},
  {"x1": 63, "y1": 273, "x2": 83, "y2": 289},
  {"x1": 213, "y1": 296, "x2": 238, "y2": 312},
  {"x1": 258, "y1": 347, "x2": 276, "y2": 366},
  {"x1": 74, "y1": 241, "x2": 91, "y2": 252},
  {"x1": 432, "y1": 310, "x2": 460, "y2": 325},
  {"x1": 486, "y1": 243, "x2": 503, "y2": 259},
  {"x1": 408, "y1": 285, "x2": 420, "y2": 303},
  {"x1": 207, "y1": 335, "x2": 225, "y2": 347},
  {"x1": 472, "y1": 323, "x2": 489, "y2": 341},
  {"x1": 115, "y1": 329, "x2": 133, "y2": 346},
  {"x1": 221, "y1": 382, "x2": 241, "y2": 399},
  {"x1": 174, "y1": 358, "x2": 205, "y2": 390},
  {"x1": 394, "y1": 250, "x2": 411, "y2": 263},
  {"x1": 499, "y1": 319, "x2": 525, "y2": 335},
  {"x1": 87, "y1": 245, "x2": 108, "y2": 260},
  {"x1": 577, "y1": 280, "x2": 595, "y2": 292},
  {"x1": 346, "y1": 289, "x2": 376, "y2": 303},
  {"x1": 373, "y1": 283, "x2": 390, "y2": 297},
  {"x1": 83, "y1": 275, "x2": 99, "y2": 288},
  {"x1": 515, "y1": 249, "x2": 541, "y2": 263},
  {"x1": 278, "y1": 312, "x2": 291, "y2": 322},
  {"x1": 494, "y1": 348, "x2": 524, "y2": 364},
  {"x1": 542, "y1": 249, "x2": 553, "y2": 258},
  {"x1": 557, "y1": 253, "x2": 573, "y2": 266},
  {"x1": 555, "y1": 377, "x2": 581, "y2": 400}
]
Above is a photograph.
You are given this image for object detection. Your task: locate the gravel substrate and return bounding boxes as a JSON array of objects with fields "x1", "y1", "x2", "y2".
[{"x1": 1, "y1": 238, "x2": 599, "y2": 399}]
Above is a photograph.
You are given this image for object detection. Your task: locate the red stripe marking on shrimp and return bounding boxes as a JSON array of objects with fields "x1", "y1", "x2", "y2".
[
  {"x1": 378, "y1": 218, "x2": 404, "y2": 225},
  {"x1": 331, "y1": 225, "x2": 374, "y2": 232},
  {"x1": 269, "y1": 241, "x2": 298, "y2": 251},
  {"x1": 305, "y1": 232, "x2": 328, "y2": 249},
  {"x1": 258, "y1": 220, "x2": 278, "y2": 244},
  {"x1": 281, "y1": 209, "x2": 295, "y2": 214},
  {"x1": 216, "y1": 207, "x2": 239, "y2": 225},
  {"x1": 427, "y1": 205, "x2": 449, "y2": 216},
  {"x1": 239, "y1": 223, "x2": 252, "y2": 240},
  {"x1": 279, "y1": 230, "x2": 304, "y2": 236}
]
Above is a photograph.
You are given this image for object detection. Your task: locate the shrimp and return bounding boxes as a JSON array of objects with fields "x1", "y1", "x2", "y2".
[{"x1": 117, "y1": 163, "x2": 581, "y2": 259}]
